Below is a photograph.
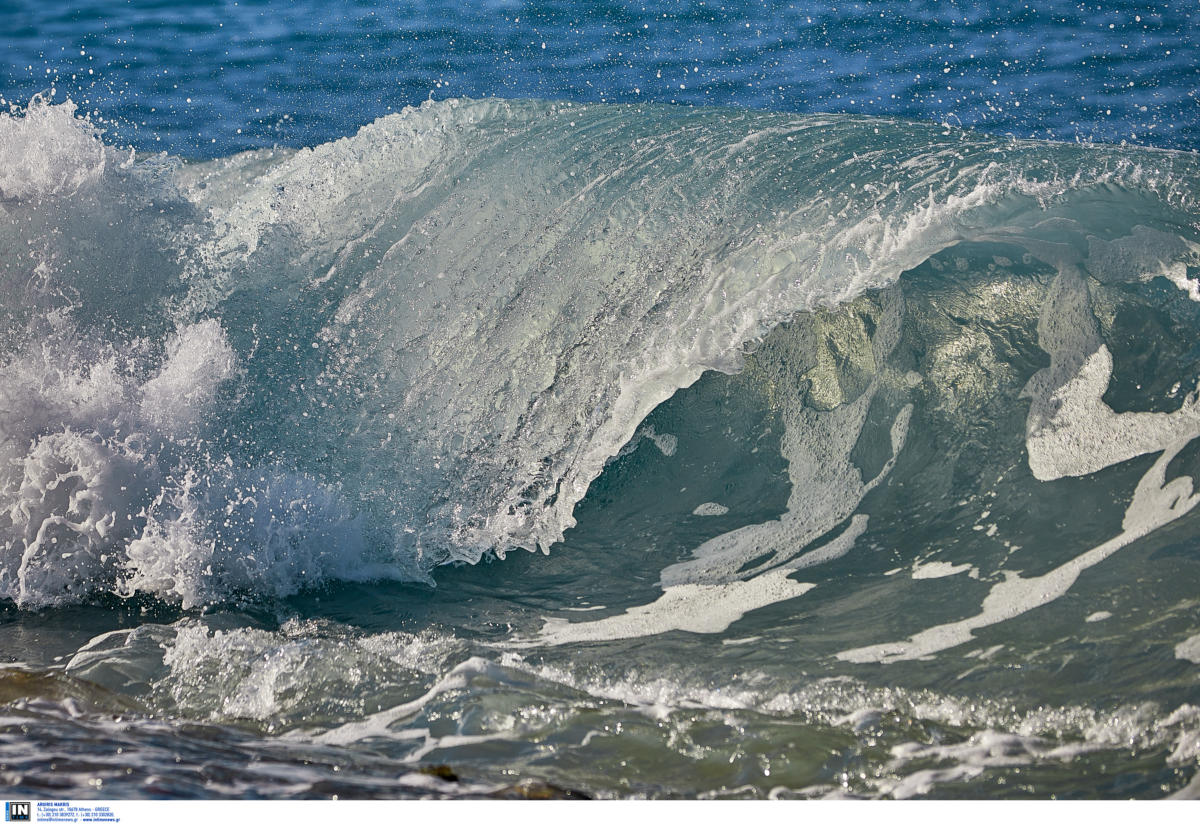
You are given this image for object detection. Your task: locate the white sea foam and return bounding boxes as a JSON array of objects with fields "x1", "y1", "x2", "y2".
[
  {"x1": 301, "y1": 644, "x2": 1200, "y2": 796},
  {"x1": 1087, "y1": 226, "x2": 1200, "y2": 302},
  {"x1": 138, "y1": 320, "x2": 237, "y2": 436},
  {"x1": 1176, "y1": 634, "x2": 1200, "y2": 664},
  {"x1": 1025, "y1": 267, "x2": 1200, "y2": 481},
  {"x1": 839, "y1": 437, "x2": 1200, "y2": 663},
  {"x1": 2, "y1": 99, "x2": 1199, "y2": 608},
  {"x1": 121, "y1": 467, "x2": 398, "y2": 608},
  {"x1": 0, "y1": 314, "x2": 392, "y2": 607},
  {"x1": 839, "y1": 265, "x2": 1200, "y2": 664},
  {"x1": 307, "y1": 656, "x2": 499, "y2": 745},
  {"x1": 912, "y1": 561, "x2": 974, "y2": 580},
  {"x1": 133, "y1": 620, "x2": 468, "y2": 730},
  {"x1": 530, "y1": 516, "x2": 868, "y2": 645},
  {"x1": 82, "y1": 613, "x2": 1199, "y2": 795},
  {"x1": 0, "y1": 318, "x2": 180, "y2": 606},
  {"x1": 533, "y1": 291, "x2": 913, "y2": 645},
  {"x1": 534, "y1": 569, "x2": 816, "y2": 645},
  {"x1": 660, "y1": 293, "x2": 913, "y2": 588},
  {"x1": 1027, "y1": 343, "x2": 1200, "y2": 481},
  {"x1": 170, "y1": 99, "x2": 1199, "y2": 576},
  {"x1": 0, "y1": 98, "x2": 110, "y2": 201}
]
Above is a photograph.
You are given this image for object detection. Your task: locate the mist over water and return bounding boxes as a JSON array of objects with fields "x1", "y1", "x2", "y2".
[{"x1": 2, "y1": 0, "x2": 1200, "y2": 801}]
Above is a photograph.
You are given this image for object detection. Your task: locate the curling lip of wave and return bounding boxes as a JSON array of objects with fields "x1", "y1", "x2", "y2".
[{"x1": 0, "y1": 97, "x2": 1198, "y2": 608}]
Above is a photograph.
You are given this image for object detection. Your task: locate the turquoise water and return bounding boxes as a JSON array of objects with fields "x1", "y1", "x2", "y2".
[{"x1": 1, "y1": 1, "x2": 1199, "y2": 800}]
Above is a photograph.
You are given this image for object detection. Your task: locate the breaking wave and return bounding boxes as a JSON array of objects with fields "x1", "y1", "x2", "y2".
[{"x1": 2, "y1": 96, "x2": 1198, "y2": 612}]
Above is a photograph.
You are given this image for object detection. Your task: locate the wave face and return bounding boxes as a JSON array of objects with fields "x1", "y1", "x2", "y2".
[{"x1": 1, "y1": 97, "x2": 1199, "y2": 615}]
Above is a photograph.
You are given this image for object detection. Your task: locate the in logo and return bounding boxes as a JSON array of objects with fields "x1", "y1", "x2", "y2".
[{"x1": 4, "y1": 803, "x2": 29, "y2": 822}]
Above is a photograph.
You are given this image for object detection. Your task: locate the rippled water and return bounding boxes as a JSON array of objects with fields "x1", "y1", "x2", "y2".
[
  {"x1": 1, "y1": 0, "x2": 1199, "y2": 802},
  {"x1": 3, "y1": 1, "x2": 1197, "y2": 155}
]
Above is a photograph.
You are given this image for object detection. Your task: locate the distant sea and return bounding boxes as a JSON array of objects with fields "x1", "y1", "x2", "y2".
[{"x1": 1, "y1": 0, "x2": 1199, "y2": 801}]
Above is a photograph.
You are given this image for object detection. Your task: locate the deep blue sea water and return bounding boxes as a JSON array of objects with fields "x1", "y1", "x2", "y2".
[
  {"x1": 3, "y1": 1, "x2": 1198, "y2": 156},
  {"x1": 1, "y1": 0, "x2": 1200, "y2": 801}
]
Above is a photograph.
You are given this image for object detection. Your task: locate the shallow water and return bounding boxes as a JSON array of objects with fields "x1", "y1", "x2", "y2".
[{"x1": 2, "y1": 1, "x2": 1199, "y2": 801}]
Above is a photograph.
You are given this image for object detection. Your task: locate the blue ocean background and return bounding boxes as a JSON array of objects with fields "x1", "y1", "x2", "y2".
[
  {"x1": 3, "y1": 0, "x2": 1197, "y2": 157},
  {"x1": 2, "y1": 0, "x2": 1200, "y2": 802}
]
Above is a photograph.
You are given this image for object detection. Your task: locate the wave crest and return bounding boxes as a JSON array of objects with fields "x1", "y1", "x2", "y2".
[{"x1": 2, "y1": 97, "x2": 1199, "y2": 607}]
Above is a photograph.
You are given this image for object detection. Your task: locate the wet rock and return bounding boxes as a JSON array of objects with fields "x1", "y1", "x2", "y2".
[{"x1": 488, "y1": 779, "x2": 591, "y2": 800}]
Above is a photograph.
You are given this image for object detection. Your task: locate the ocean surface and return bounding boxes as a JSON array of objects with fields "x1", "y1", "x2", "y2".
[{"x1": 2, "y1": 0, "x2": 1200, "y2": 800}]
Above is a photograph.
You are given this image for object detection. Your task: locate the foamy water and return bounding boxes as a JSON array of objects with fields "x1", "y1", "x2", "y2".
[{"x1": 1, "y1": 12, "x2": 1200, "y2": 797}]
